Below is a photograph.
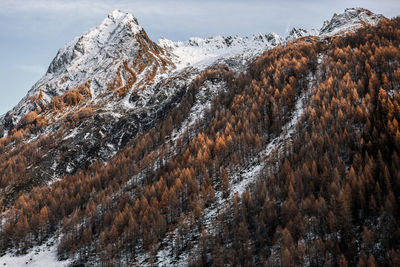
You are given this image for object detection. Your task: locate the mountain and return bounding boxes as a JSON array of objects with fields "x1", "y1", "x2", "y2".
[
  {"x1": 2, "y1": 10, "x2": 173, "y2": 128},
  {"x1": 319, "y1": 7, "x2": 384, "y2": 36},
  {"x1": 1, "y1": 7, "x2": 399, "y2": 267},
  {"x1": 0, "y1": 8, "x2": 384, "y2": 135},
  {"x1": 285, "y1": 7, "x2": 384, "y2": 41},
  {"x1": 0, "y1": 10, "x2": 285, "y2": 187}
]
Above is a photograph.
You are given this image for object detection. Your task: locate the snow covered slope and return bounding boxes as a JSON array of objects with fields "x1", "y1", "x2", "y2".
[
  {"x1": 286, "y1": 8, "x2": 384, "y2": 41},
  {"x1": 286, "y1": 28, "x2": 320, "y2": 41},
  {"x1": 0, "y1": 7, "x2": 386, "y2": 177},
  {"x1": 0, "y1": 237, "x2": 70, "y2": 267},
  {"x1": 5, "y1": 10, "x2": 173, "y2": 126},
  {"x1": 158, "y1": 33, "x2": 283, "y2": 70},
  {"x1": 319, "y1": 8, "x2": 384, "y2": 37}
]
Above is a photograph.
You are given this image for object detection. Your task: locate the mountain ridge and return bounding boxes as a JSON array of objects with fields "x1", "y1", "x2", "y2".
[
  {"x1": 0, "y1": 7, "x2": 386, "y2": 196},
  {"x1": 0, "y1": 7, "x2": 384, "y2": 136}
]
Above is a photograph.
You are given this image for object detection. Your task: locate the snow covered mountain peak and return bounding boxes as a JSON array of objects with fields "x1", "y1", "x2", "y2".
[
  {"x1": 284, "y1": 8, "x2": 384, "y2": 41},
  {"x1": 47, "y1": 9, "x2": 142, "y2": 75},
  {"x1": 4, "y1": 10, "x2": 170, "y2": 128},
  {"x1": 319, "y1": 7, "x2": 384, "y2": 37}
]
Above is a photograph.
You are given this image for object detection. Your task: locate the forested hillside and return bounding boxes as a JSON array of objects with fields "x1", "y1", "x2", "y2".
[{"x1": 198, "y1": 17, "x2": 400, "y2": 266}]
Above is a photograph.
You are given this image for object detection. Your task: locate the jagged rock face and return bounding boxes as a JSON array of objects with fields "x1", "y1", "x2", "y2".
[
  {"x1": 286, "y1": 27, "x2": 320, "y2": 40},
  {"x1": 287, "y1": 28, "x2": 308, "y2": 40},
  {"x1": 285, "y1": 8, "x2": 383, "y2": 41},
  {"x1": 2, "y1": 7, "x2": 384, "y2": 132},
  {"x1": 5, "y1": 10, "x2": 173, "y2": 128},
  {"x1": 47, "y1": 10, "x2": 142, "y2": 75},
  {"x1": 319, "y1": 8, "x2": 384, "y2": 36}
]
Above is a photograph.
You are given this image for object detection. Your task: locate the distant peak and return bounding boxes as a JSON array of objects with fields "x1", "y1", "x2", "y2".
[{"x1": 319, "y1": 7, "x2": 384, "y2": 37}]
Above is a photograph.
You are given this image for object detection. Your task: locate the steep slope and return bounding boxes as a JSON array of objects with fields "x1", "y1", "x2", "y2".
[
  {"x1": 196, "y1": 18, "x2": 400, "y2": 266},
  {"x1": 2, "y1": 10, "x2": 174, "y2": 130}
]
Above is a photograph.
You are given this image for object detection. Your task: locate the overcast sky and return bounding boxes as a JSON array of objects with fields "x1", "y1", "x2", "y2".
[{"x1": 0, "y1": 0, "x2": 399, "y2": 115}]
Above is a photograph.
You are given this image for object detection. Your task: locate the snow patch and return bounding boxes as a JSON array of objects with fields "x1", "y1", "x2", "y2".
[
  {"x1": 159, "y1": 33, "x2": 283, "y2": 71},
  {"x1": 0, "y1": 237, "x2": 70, "y2": 267},
  {"x1": 63, "y1": 127, "x2": 79, "y2": 140}
]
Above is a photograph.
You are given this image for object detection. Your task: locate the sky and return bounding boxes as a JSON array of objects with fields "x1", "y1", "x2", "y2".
[{"x1": 0, "y1": 0, "x2": 399, "y2": 115}]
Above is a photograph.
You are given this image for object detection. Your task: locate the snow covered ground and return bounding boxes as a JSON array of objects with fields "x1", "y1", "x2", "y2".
[
  {"x1": 159, "y1": 33, "x2": 283, "y2": 71},
  {"x1": 0, "y1": 237, "x2": 70, "y2": 267},
  {"x1": 229, "y1": 82, "x2": 311, "y2": 198},
  {"x1": 171, "y1": 79, "x2": 226, "y2": 142}
]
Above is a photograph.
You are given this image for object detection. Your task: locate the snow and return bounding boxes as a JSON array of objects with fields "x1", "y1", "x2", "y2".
[
  {"x1": 319, "y1": 8, "x2": 383, "y2": 37},
  {"x1": 7, "y1": 9, "x2": 148, "y2": 123},
  {"x1": 3, "y1": 7, "x2": 383, "y2": 132},
  {"x1": 229, "y1": 80, "x2": 311, "y2": 198},
  {"x1": 66, "y1": 164, "x2": 74, "y2": 173},
  {"x1": 286, "y1": 8, "x2": 383, "y2": 41},
  {"x1": 159, "y1": 33, "x2": 283, "y2": 71},
  {"x1": 286, "y1": 28, "x2": 320, "y2": 41},
  {"x1": 171, "y1": 80, "x2": 226, "y2": 142},
  {"x1": 63, "y1": 127, "x2": 79, "y2": 140},
  {"x1": 0, "y1": 237, "x2": 70, "y2": 267},
  {"x1": 230, "y1": 164, "x2": 264, "y2": 198}
]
